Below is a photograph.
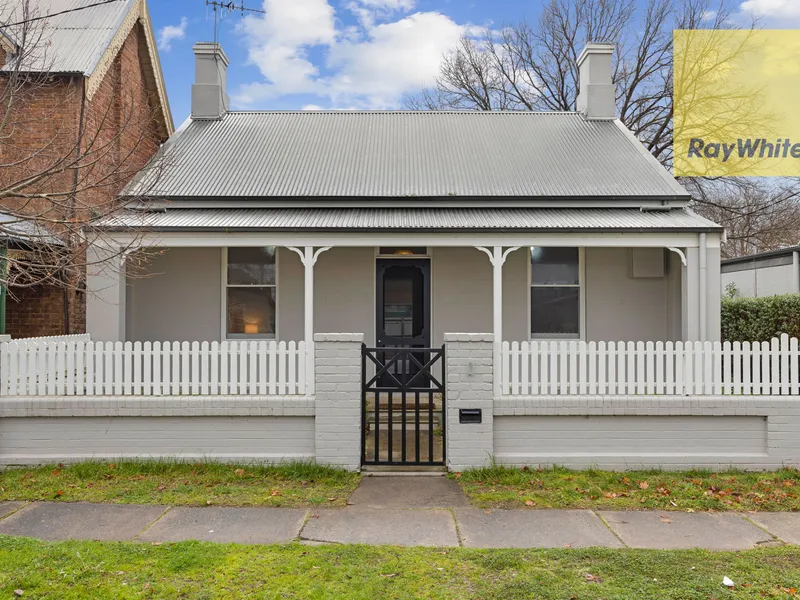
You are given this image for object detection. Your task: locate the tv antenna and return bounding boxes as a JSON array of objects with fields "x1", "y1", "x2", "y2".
[{"x1": 206, "y1": 1, "x2": 265, "y2": 45}]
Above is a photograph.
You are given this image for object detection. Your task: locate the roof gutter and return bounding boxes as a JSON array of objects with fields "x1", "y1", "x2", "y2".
[{"x1": 95, "y1": 225, "x2": 725, "y2": 234}]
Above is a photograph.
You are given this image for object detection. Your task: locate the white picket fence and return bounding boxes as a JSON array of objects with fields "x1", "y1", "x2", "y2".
[
  {"x1": 500, "y1": 334, "x2": 800, "y2": 396},
  {"x1": 0, "y1": 340, "x2": 311, "y2": 397}
]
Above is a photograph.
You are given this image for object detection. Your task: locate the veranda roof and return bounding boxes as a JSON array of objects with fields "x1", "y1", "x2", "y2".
[{"x1": 97, "y1": 207, "x2": 722, "y2": 233}]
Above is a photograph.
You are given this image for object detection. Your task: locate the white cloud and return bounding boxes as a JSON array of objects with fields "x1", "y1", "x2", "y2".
[
  {"x1": 740, "y1": 0, "x2": 800, "y2": 22},
  {"x1": 346, "y1": 0, "x2": 415, "y2": 27},
  {"x1": 302, "y1": 104, "x2": 324, "y2": 110},
  {"x1": 328, "y1": 12, "x2": 465, "y2": 108},
  {"x1": 234, "y1": 0, "x2": 466, "y2": 109},
  {"x1": 238, "y1": 0, "x2": 336, "y2": 100},
  {"x1": 157, "y1": 17, "x2": 188, "y2": 52}
]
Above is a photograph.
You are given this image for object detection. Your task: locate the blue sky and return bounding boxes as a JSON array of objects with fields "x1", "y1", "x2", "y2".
[{"x1": 147, "y1": 0, "x2": 798, "y2": 124}]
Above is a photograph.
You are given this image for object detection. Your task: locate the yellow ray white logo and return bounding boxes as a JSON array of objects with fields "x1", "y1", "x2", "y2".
[{"x1": 674, "y1": 29, "x2": 800, "y2": 177}]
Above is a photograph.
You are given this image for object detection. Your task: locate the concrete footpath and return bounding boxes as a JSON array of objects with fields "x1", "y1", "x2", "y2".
[{"x1": 1, "y1": 477, "x2": 799, "y2": 549}]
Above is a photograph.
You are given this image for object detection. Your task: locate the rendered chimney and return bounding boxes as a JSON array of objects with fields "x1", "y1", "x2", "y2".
[
  {"x1": 576, "y1": 42, "x2": 615, "y2": 120},
  {"x1": 191, "y1": 42, "x2": 230, "y2": 120}
]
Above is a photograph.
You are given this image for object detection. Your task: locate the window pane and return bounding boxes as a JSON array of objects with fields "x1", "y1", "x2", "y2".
[
  {"x1": 228, "y1": 247, "x2": 276, "y2": 285},
  {"x1": 227, "y1": 287, "x2": 276, "y2": 336},
  {"x1": 531, "y1": 287, "x2": 580, "y2": 337},
  {"x1": 531, "y1": 247, "x2": 579, "y2": 285}
]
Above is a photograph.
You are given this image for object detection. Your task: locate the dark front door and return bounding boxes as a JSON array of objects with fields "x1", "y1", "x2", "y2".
[
  {"x1": 375, "y1": 259, "x2": 431, "y2": 385},
  {"x1": 376, "y1": 259, "x2": 431, "y2": 348}
]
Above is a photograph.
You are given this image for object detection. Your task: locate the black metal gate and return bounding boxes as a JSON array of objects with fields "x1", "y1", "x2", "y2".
[{"x1": 361, "y1": 345, "x2": 445, "y2": 466}]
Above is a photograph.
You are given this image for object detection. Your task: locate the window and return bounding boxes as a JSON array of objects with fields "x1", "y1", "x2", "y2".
[
  {"x1": 225, "y1": 247, "x2": 276, "y2": 338},
  {"x1": 530, "y1": 247, "x2": 582, "y2": 339}
]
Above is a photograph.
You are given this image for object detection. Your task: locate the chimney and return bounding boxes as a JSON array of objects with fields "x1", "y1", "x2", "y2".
[
  {"x1": 576, "y1": 42, "x2": 615, "y2": 120},
  {"x1": 191, "y1": 42, "x2": 230, "y2": 120}
]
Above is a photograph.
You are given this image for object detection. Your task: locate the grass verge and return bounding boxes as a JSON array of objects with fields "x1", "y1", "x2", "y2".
[
  {"x1": 0, "y1": 461, "x2": 360, "y2": 508},
  {"x1": 1, "y1": 537, "x2": 799, "y2": 599},
  {"x1": 454, "y1": 466, "x2": 800, "y2": 511}
]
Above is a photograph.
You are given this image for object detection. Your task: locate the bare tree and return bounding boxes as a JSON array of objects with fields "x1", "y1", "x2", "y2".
[
  {"x1": 0, "y1": 0, "x2": 167, "y2": 326},
  {"x1": 408, "y1": 0, "x2": 800, "y2": 257},
  {"x1": 685, "y1": 178, "x2": 800, "y2": 258}
]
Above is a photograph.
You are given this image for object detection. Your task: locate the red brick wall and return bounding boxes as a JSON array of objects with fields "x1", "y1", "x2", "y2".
[
  {"x1": 5, "y1": 284, "x2": 66, "y2": 338},
  {"x1": 2, "y1": 21, "x2": 166, "y2": 337}
]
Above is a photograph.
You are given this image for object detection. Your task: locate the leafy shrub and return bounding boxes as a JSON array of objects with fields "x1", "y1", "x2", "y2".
[{"x1": 721, "y1": 294, "x2": 800, "y2": 341}]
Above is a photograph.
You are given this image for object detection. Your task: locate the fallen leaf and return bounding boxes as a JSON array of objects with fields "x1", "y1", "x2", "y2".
[
  {"x1": 271, "y1": 490, "x2": 281, "y2": 497},
  {"x1": 51, "y1": 468, "x2": 62, "y2": 476},
  {"x1": 660, "y1": 516, "x2": 672, "y2": 524},
  {"x1": 206, "y1": 500, "x2": 213, "y2": 505},
  {"x1": 524, "y1": 500, "x2": 536, "y2": 507},
  {"x1": 638, "y1": 481, "x2": 649, "y2": 490},
  {"x1": 380, "y1": 573, "x2": 397, "y2": 578},
  {"x1": 151, "y1": 542, "x2": 162, "y2": 546},
  {"x1": 108, "y1": 463, "x2": 115, "y2": 470},
  {"x1": 55, "y1": 490, "x2": 63, "y2": 497},
  {"x1": 234, "y1": 469, "x2": 245, "y2": 478},
  {"x1": 584, "y1": 573, "x2": 602, "y2": 583},
  {"x1": 327, "y1": 497, "x2": 336, "y2": 502},
  {"x1": 454, "y1": 473, "x2": 462, "y2": 479},
  {"x1": 13, "y1": 590, "x2": 23, "y2": 597},
  {"x1": 155, "y1": 484, "x2": 166, "y2": 492}
]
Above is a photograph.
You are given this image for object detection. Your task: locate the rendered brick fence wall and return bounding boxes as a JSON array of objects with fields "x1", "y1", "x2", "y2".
[{"x1": 313, "y1": 333, "x2": 362, "y2": 471}]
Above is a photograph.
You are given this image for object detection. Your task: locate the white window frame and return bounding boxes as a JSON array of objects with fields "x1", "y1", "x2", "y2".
[
  {"x1": 221, "y1": 247, "x2": 279, "y2": 341},
  {"x1": 528, "y1": 247, "x2": 586, "y2": 341}
]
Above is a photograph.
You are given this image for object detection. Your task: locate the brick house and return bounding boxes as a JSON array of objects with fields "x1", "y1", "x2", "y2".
[{"x1": 0, "y1": 0, "x2": 172, "y2": 337}]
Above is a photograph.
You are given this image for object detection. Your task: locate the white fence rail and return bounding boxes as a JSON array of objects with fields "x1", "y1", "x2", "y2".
[
  {"x1": 0, "y1": 333, "x2": 91, "y2": 343},
  {"x1": 0, "y1": 340, "x2": 311, "y2": 397},
  {"x1": 500, "y1": 334, "x2": 800, "y2": 396}
]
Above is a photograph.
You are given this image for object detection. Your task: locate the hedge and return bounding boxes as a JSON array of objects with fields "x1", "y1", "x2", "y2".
[{"x1": 721, "y1": 294, "x2": 800, "y2": 342}]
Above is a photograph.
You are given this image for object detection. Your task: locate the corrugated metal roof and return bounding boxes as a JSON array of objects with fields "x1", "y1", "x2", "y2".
[
  {"x1": 127, "y1": 111, "x2": 690, "y2": 199},
  {"x1": 1, "y1": 0, "x2": 135, "y2": 74},
  {"x1": 98, "y1": 208, "x2": 722, "y2": 232},
  {"x1": 0, "y1": 213, "x2": 64, "y2": 246}
]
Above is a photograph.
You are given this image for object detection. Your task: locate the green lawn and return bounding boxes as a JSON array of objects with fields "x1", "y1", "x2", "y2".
[
  {"x1": 455, "y1": 466, "x2": 800, "y2": 511},
  {"x1": 0, "y1": 461, "x2": 360, "y2": 508},
  {"x1": 0, "y1": 537, "x2": 798, "y2": 599}
]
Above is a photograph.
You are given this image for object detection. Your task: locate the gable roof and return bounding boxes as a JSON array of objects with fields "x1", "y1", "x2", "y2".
[
  {"x1": 127, "y1": 111, "x2": 688, "y2": 201},
  {"x1": 2, "y1": 0, "x2": 135, "y2": 74},
  {"x1": 1, "y1": 0, "x2": 173, "y2": 133}
]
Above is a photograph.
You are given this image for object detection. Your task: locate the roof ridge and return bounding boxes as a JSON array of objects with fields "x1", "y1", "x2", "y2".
[{"x1": 224, "y1": 110, "x2": 581, "y2": 116}]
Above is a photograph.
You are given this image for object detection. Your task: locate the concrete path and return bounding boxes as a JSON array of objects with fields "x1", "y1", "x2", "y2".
[{"x1": 0, "y1": 478, "x2": 797, "y2": 549}]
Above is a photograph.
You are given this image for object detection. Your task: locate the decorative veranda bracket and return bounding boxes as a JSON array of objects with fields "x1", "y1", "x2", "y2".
[
  {"x1": 285, "y1": 246, "x2": 332, "y2": 266},
  {"x1": 474, "y1": 246, "x2": 521, "y2": 266},
  {"x1": 667, "y1": 247, "x2": 688, "y2": 267}
]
